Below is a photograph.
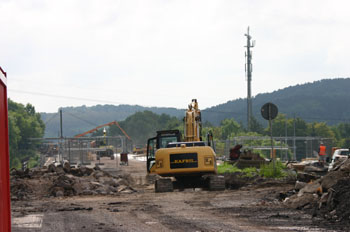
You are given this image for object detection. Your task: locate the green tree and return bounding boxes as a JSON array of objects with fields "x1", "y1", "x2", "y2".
[
  {"x1": 333, "y1": 123, "x2": 350, "y2": 140},
  {"x1": 98, "y1": 111, "x2": 182, "y2": 145},
  {"x1": 8, "y1": 99, "x2": 45, "y2": 169},
  {"x1": 220, "y1": 118, "x2": 242, "y2": 139},
  {"x1": 307, "y1": 122, "x2": 335, "y2": 138},
  {"x1": 250, "y1": 116, "x2": 264, "y2": 134},
  {"x1": 338, "y1": 138, "x2": 350, "y2": 148}
]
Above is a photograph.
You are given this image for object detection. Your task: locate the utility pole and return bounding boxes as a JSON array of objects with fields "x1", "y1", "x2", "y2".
[
  {"x1": 245, "y1": 27, "x2": 255, "y2": 131},
  {"x1": 59, "y1": 108, "x2": 63, "y2": 139},
  {"x1": 293, "y1": 114, "x2": 296, "y2": 160},
  {"x1": 285, "y1": 120, "x2": 288, "y2": 161},
  {"x1": 59, "y1": 108, "x2": 63, "y2": 163}
]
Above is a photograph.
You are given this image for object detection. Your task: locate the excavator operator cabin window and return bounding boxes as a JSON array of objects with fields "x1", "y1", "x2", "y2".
[
  {"x1": 160, "y1": 136, "x2": 178, "y2": 148},
  {"x1": 148, "y1": 139, "x2": 156, "y2": 158}
]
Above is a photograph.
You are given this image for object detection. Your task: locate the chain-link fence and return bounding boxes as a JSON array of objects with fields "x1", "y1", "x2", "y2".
[
  {"x1": 34, "y1": 136, "x2": 132, "y2": 167},
  {"x1": 215, "y1": 136, "x2": 333, "y2": 161}
]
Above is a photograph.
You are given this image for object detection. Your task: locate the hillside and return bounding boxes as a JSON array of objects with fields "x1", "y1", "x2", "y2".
[
  {"x1": 41, "y1": 105, "x2": 184, "y2": 137},
  {"x1": 41, "y1": 78, "x2": 350, "y2": 137},
  {"x1": 202, "y1": 78, "x2": 350, "y2": 126}
]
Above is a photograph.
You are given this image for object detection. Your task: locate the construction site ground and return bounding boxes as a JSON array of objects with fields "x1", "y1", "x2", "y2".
[{"x1": 11, "y1": 155, "x2": 344, "y2": 232}]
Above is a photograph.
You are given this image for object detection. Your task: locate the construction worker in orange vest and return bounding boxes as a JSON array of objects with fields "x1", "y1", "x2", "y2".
[{"x1": 318, "y1": 142, "x2": 327, "y2": 162}]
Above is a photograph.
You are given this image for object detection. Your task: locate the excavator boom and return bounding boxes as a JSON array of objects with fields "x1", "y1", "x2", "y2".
[
  {"x1": 184, "y1": 99, "x2": 202, "y2": 142},
  {"x1": 74, "y1": 121, "x2": 131, "y2": 141}
]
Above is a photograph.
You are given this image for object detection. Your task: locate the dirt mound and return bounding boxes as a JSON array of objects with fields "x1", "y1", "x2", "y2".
[
  {"x1": 10, "y1": 163, "x2": 136, "y2": 201},
  {"x1": 283, "y1": 158, "x2": 350, "y2": 224},
  {"x1": 223, "y1": 172, "x2": 250, "y2": 189},
  {"x1": 324, "y1": 178, "x2": 350, "y2": 222}
]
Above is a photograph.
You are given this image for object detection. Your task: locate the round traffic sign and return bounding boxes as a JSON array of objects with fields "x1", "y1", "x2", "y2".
[{"x1": 261, "y1": 103, "x2": 278, "y2": 120}]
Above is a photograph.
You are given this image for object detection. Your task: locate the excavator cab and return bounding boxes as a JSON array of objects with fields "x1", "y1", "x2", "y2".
[{"x1": 146, "y1": 130, "x2": 182, "y2": 173}]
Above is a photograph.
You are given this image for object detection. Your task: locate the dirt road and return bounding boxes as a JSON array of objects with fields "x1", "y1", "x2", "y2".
[{"x1": 11, "y1": 155, "x2": 342, "y2": 232}]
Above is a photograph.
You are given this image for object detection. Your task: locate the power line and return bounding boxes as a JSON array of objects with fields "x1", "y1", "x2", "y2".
[
  {"x1": 9, "y1": 89, "x2": 350, "y2": 124},
  {"x1": 63, "y1": 111, "x2": 98, "y2": 127},
  {"x1": 9, "y1": 89, "x2": 124, "y2": 105},
  {"x1": 43, "y1": 112, "x2": 58, "y2": 125},
  {"x1": 8, "y1": 88, "x2": 170, "y2": 109},
  {"x1": 203, "y1": 110, "x2": 350, "y2": 123}
]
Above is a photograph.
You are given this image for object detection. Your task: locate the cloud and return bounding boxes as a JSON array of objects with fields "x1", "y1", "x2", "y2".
[{"x1": 1, "y1": 0, "x2": 350, "y2": 112}]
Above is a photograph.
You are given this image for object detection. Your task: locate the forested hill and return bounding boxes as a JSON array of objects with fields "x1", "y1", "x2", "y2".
[
  {"x1": 42, "y1": 78, "x2": 350, "y2": 137},
  {"x1": 41, "y1": 105, "x2": 184, "y2": 137},
  {"x1": 202, "y1": 78, "x2": 350, "y2": 126}
]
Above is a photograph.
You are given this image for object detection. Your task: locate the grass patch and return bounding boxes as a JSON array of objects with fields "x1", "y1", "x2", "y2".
[
  {"x1": 218, "y1": 161, "x2": 286, "y2": 178},
  {"x1": 259, "y1": 161, "x2": 286, "y2": 178},
  {"x1": 241, "y1": 167, "x2": 258, "y2": 177},
  {"x1": 217, "y1": 162, "x2": 242, "y2": 174},
  {"x1": 217, "y1": 163, "x2": 258, "y2": 177},
  {"x1": 28, "y1": 154, "x2": 40, "y2": 169}
]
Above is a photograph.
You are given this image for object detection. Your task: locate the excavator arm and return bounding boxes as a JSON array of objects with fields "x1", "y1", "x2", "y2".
[
  {"x1": 74, "y1": 121, "x2": 132, "y2": 141},
  {"x1": 184, "y1": 99, "x2": 202, "y2": 142}
]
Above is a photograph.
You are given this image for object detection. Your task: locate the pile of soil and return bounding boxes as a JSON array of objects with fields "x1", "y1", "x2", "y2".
[
  {"x1": 322, "y1": 178, "x2": 350, "y2": 222},
  {"x1": 10, "y1": 162, "x2": 136, "y2": 201},
  {"x1": 283, "y1": 158, "x2": 350, "y2": 225}
]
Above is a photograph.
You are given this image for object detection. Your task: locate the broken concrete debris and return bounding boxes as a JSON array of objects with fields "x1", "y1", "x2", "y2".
[
  {"x1": 283, "y1": 158, "x2": 350, "y2": 223},
  {"x1": 10, "y1": 162, "x2": 136, "y2": 200}
]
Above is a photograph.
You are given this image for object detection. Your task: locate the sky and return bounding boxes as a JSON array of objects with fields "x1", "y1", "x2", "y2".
[{"x1": 1, "y1": 0, "x2": 350, "y2": 113}]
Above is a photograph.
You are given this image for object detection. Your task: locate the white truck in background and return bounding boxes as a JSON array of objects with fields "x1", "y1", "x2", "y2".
[{"x1": 328, "y1": 148, "x2": 350, "y2": 171}]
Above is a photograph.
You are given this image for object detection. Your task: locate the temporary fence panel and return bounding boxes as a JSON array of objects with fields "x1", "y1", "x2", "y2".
[
  {"x1": 0, "y1": 67, "x2": 11, "y2": 232},
  {"x1": 219, "y1": 136, "x2": 333, "y2": 161},
  {"x1": 36, "y1": 136, "x2": 129, "y2": 167}
]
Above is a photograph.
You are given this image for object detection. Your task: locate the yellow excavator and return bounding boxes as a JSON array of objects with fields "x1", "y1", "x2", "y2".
[{"x1": 146, "y1": 99, "x2": 225, "y2": 192}]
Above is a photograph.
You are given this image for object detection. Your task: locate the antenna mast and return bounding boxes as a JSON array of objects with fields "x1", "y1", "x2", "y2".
[{"x1": 245, "y1": 27, "x2": 255, "y2": 131}]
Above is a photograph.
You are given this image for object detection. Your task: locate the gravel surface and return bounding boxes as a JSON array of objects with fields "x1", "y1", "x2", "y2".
[{"x1": 11, "y1": 156, "x2": 344, "y2": 232}]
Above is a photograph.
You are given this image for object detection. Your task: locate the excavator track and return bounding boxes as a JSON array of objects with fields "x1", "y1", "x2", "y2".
[
  {"x1": 207, "y1": 175, "x2": 225, "y2": 191},
  {"x1": 155, "y1": 178, "x2": 173, "y2": 193}
]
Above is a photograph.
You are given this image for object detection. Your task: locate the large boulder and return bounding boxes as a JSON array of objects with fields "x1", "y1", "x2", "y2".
[
  {"x1": 321, "y1": 171, "x2": 348, "y2": 190},
  {"x1": 50, "y1": 175, "x2": 76, "y2": 196},
  {"x1": 339, "y1": 160, "x2": 350, "y2": 172},
  {"x1": 70, "y1": 168, "x2": 83, "y2": 176},
  {"x1": 295, "y1": 181, "x2": 307, "y2": 191},
  {"x1": 91, "y1": 170, "x2": 110, "y2": 179},
  {"x1": 297, "y1": 172, "x2": 319, "y2": 183},
  {"x1": 48, "y1": 164, "x2": 56, "y2": 173},
  {"x1": 63, "y1": 162, "x2": 71, "y2": 173},
  {"x1": 79, "y1": 166, "x2": 94, "y2": 176},
  {"x1": 98, "y1": 176, "x2": 120, "y2": 187},
  {"x1": 298, "y1": 181, "x2": 322, "y2": 197},
  {"x1": 284, "y1": 193, "x2": 319, "y2": 209}
]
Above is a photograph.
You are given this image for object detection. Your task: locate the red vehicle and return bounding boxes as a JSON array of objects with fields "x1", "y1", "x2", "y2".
[{"x1": 0, "y1": 66, "x2": 11, "y2": 231}]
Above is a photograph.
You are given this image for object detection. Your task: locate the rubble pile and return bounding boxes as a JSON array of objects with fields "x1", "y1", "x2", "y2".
[
  {"x1": 288, "y1": 160, "x2": 328, "y2": 180},
  {"x1": 10, "y1": 162, "x2": 136, "y2": 201},
  {"x1": 283, "y1": 158, "x2": 350, "y2": 223}
]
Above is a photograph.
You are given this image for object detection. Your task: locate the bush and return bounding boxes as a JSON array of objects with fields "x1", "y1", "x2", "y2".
[
  {"x1": 10, "y1": 157, "x2": 21, "y2": 170},
  {"x1": 217, "y1": 162, "x2": 241, "y2": 174},
  {"x1": 28, "y1": 154, "x2": 40, "y2": 169},
  {"x1": 217, "y1": 163, "x2": 258, "y2": 177},
  {"x1": 218, "y1": 161, "x2": 287, "y2": 178},
  {"x1": 259, "y1": 160, "x2": 286, "y2": 178},
  {"x1": 241, "y1": 167, "x2": 258, "y2": 177}
]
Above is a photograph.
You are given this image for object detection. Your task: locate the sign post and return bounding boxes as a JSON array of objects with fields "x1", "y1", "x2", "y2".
[
  {"x1": 261, "y1": 102, "x2": 278, "y2": 175},
  {"x1": 0, "y1": 66, "x2": 11, "y2": 232}
]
